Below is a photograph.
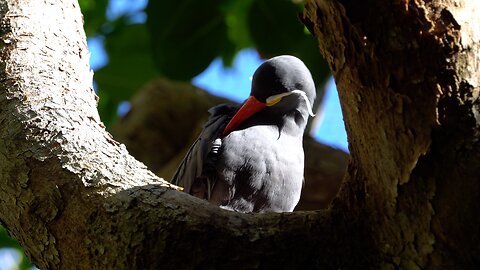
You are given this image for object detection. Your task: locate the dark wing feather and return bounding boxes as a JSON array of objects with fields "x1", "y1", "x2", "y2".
[{"x1": 171, "y1": 104, "x2": 238, "y2": 198}]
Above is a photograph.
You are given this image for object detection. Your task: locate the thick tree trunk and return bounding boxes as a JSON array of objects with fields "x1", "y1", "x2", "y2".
[
  {"x1": 303, "y1": 0, "x2": 480, "y2": 268},
  {"x1": 0, "y1": 0, "x2": 478, "y2": 270}
]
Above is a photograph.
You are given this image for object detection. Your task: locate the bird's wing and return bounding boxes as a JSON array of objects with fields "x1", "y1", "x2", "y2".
[{"x1": 171, "y1": 104, "x2": 238, "y2": 198}]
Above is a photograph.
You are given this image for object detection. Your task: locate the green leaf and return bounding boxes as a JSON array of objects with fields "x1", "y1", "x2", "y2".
[
  {"x1": 294, "y1": 34, "x2": 331, "y2": 89},
  {"x1": 94, "y1": 22, "x2": 159, "y2": 126},
  {"x1": 220, "y1": 0, "x2": 255, "y2": 65},
  {"x1": 248, "y1": 0, "x2": 304, "y2": 58},
  {"x1": 146, "y1": 0, "x2": 228, "y2": 80},
  {"x1": 248, "y1": 0, "x2": 330, "y2": 86},
  {"x1": 0, "y1": 225, "x2": 34, "y2": 270},
  {"x1": 0, "y1": 224, "x2": 21, "y2": 248},
  {"x1": 79, "y1": 0, "x2": 109, "y2": 36}
]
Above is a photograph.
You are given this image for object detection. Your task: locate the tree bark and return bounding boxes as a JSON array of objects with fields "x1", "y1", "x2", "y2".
[
  {"x1": 303, "y1": 0, "x2": 480, "y2": 268},
  {"x1": 0, "y1": 0, "x2": 478, "y2": 270}
]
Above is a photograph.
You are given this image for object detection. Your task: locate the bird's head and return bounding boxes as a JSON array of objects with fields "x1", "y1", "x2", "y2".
[
  {"x1": 251, "y1": 55, "x2": 316, "y2": 108},
  {"x1": 223, "y1": 55, "x2": 316, "y2": 136}
]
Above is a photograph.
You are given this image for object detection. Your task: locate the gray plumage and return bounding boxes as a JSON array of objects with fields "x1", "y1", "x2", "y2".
[{"x1": 171, "y1": 55, "x2": 316, "y2": 213}]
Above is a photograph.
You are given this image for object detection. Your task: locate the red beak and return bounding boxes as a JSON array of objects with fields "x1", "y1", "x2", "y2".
[{"x1": 222, "y1": 96, "x2": 266, "y2": 136}]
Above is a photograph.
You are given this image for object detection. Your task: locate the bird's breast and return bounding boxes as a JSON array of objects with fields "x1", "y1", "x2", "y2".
[{"x1": 217, "y1": 125, "x2": 304, "y2": 212}]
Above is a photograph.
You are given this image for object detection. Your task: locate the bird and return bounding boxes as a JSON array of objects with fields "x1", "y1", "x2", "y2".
[{"x1": 171, "y1": 55, "x2": 316, "y2": 213}]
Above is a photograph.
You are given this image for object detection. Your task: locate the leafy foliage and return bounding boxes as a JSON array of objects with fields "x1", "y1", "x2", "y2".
[
  {"x1": 91, "y1": 0, "x2": 330, "y2": 125},
  {"x1": 249, "y1": 0, "x2": 305, "y2": 56},
  {"x1": 78, "y1": 0, "x2": 109, "y2": 36},
  {"x1": 95, "y1": 21, "x2": 159, "y2": 125},
  {"x1": 146, "y1": 0, "x2": 228, "y2": 80},
  {"x1": 0, "y1": 225, "x2": 34, "y2": 270},
  {"x1": 248, "y1": 0, "x2": 330, "y2": 91},
  {"x1": 221, "y1": 0, "x2": 255, "y2": 65}
]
